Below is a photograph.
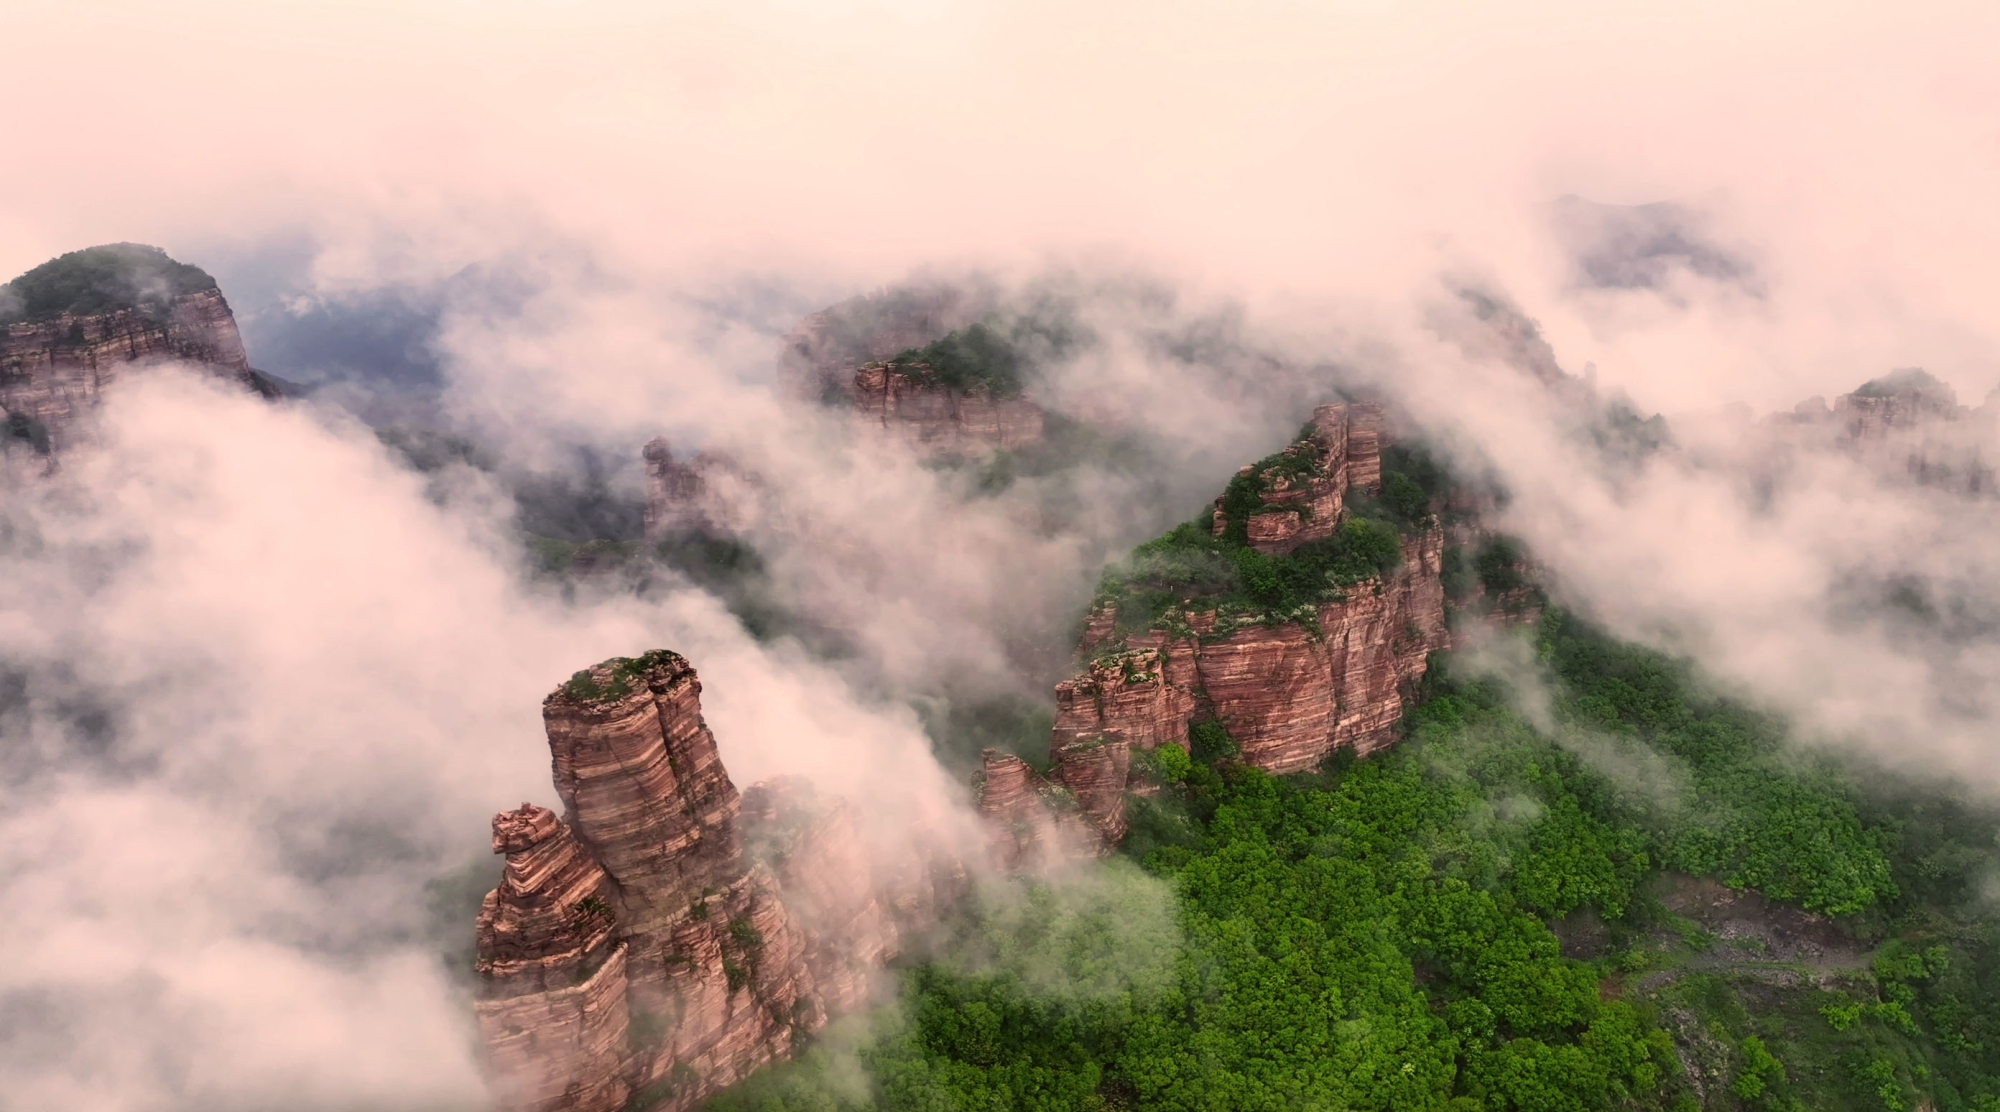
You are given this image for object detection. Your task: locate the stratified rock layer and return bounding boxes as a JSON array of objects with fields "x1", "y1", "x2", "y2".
[
  {"x1": 1051, "y1": 649, "x2": 1198, "y2": 753},
  {"x1": 1215, "y1": 401, "x2": 1387, "y2": 555},
  {"x1": 477, "y1": 652, "x2": 951, "y2": 1112},
  {"x1": 543, "y1": 654, "x2": 742, "y2": 918},
  {"x1": 1, "y1": 287, "x2": 259, "y2": 452},
  {"x1": 1070, "y1": 524, "x2": 1449, "y2": 775},
  {"x1": 779, "y1": 285, "x2": 986, "y2": 404},
  {"x1": 851, "y1": 362, "x2": 1046, "y2": 456},
  {"x1": 974, "y1": 749, "x2": 1107, "y2": 868},
  {"x1": 476, "y1": 804, "x2": 620, "y2": 994}
]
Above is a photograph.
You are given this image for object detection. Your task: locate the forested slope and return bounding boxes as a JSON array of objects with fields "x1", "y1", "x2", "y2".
[{"x1": 704, "y1": 609, "x2": 2000, "y2": 1112}]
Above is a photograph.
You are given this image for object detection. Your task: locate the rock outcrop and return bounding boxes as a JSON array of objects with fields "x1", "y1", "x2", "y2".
[
  {"x1": 973, "y1": 748, "x2": 1110, "y2": 869},
  {"x1": 476, "y1": 651, "x2": 949, "y2": 1112},
  {"x1": 992, "y1": 401, "x2": 1454, "y2": 865},
  {"x1": 1, "y1": 246, "x2": 266, "y2": 455},
  {"x1": 779, "y1": 285, "x2": 988, "y2": 405},
  {"x1": 851, "y1": 361, "x2": 1046, "y2": 456},
  {"x1": 1213, "y1": 401, "x2": 1387, "y2": 555},
  {"x1": 1777, "y1": 369, "x2": 1996, "y2": 495},
  {"x1": 476, "y1": 804, "x2": 621, "y2": 994},
  {"x1": 1064, "y1": 524, "x2": 1448, "y2": 775},
  {"x1": 474, "y1": 806, "x2": 633, "y2": 1112},
  {"x1": 777, "y1": 287, "x2": 1048, "y2": 458}
]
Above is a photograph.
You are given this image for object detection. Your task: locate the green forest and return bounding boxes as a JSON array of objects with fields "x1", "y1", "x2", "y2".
[{"x1": 705, "y1": 610, "x2": 2000, "y2": 1112}]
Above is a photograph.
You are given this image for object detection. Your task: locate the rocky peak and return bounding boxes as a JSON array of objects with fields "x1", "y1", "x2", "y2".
[
  {"x1": 478, "y1": 651, "x2": 951, "y2": 1112},
  {"x1": 2, "y1": 244, "x2": 266, "y2": 456},
  {"x1": 542, "y1": 651, "x2": 742, "y2": 919},
  {"x1": 1212, "y1": 400, "x2": 1387, "y2": 555},
  {"x1": 1780, "y1": 368, "x2": 1996, "y2": 495},
  {"x1": 1023, "y1": 397, "x2": 1451, "y2": 832},
  {"x1": 778, "y1": 284, "x2": 988, "y2": 405},
  {"x1": 476, "y1": 803, "x2": 621, "y2": 994},
  {"x1": 777, "y1": 290, "x2": 1049, "y2": 458}
]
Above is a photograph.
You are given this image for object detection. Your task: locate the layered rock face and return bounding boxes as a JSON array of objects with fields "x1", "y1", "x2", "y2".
[
  {"x1": 1, "y1": 287, "x2": 259, "y2": 452},
  {"x1": 851, "y1": 361, "x2": 1046, "y2": 456},
  {"x1": 1214, "y1": 401, "x2": 1387, "y2": 554},
  {"x1": 1051, "y1": 648, "x2": 1198, "y2": 752},
  {"x1": 477, "y1": 804, "x2": 621, "y2": 993},
  {"x1": 1029, "y1": 401, "x2": 1451, "y2": 843},
  {"x1": 475, "y1": 806, "x2": 633, "y2": 1112},
  {"x1": 477, "y1": 651, "x2": 946, "y2": 1112},
  {"x1": 975, "y1": 404, "x2": 1452, "y2": 862},
  {"x1": 1061, "y1": 524, "x2": 1449, "y2": 776},
  {"x1": 974, "y1": 748, "x2": 1113, "y2": 869}
]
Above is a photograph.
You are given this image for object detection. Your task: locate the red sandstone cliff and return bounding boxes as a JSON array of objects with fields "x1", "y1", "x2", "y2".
[
  {"x1": 1213, "y1": 401, "x2": 1387, "y2": 554},
  {"x1": 974, "y1": 748, "x2": 1113, "y2": 869},
  {"x1": 994, "y1": 403, "x2": 1453, "y2": 863},
  {"x1": 1060, "y1": 523, "x2": 1449, "y2": 777},
  {"x1": 851, "y1": 361, "x2": 1046, "y2": 456},
  {"x1": 2, "y1": 284, "x2": 260, "y2": 453},
  {"x1": 775, "y1": 288, "x2": 1049, "y2": 458},
  {"x1": 477, "y1": 652, "x2": 951, "y2": 1112},
  {"x1": 778, "y1": 285, "x2": 987, "y2": 405},
  {"x1": 1779, "y1": 371, "x2": 1997, "y2": 495}
]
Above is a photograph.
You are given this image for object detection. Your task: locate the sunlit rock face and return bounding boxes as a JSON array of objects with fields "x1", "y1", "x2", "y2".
[
  {"x1": 475, "y1": 652, "x2": 955, "y2": 1112},
  {"x1": 1, "y1": 245, "x2": 264, "y2": 455}
]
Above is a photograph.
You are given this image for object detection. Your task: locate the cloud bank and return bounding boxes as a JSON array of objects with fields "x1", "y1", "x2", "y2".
[{"x1": 4, "y1": 1, "x2": 2000, "y2": 1108}]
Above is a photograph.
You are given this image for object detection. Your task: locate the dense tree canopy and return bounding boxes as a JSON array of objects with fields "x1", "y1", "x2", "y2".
[{"x1": 706, "y1": 607, "x2": 2000, "y2": 1112}]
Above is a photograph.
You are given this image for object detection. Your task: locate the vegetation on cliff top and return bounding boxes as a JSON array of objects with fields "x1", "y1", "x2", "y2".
[
  {"x1": 0, "y1": 243, "x2": 218, "y2": 325},
  {"x1": 557, "y1": 649, "x2": 689, "y2": 703},
  {"x1": 887, "y1": 322, "x2": 1029, "y2": 397},
  {"x1": 1086, "y1": 425, "x2": 1450, "y2": 642}
]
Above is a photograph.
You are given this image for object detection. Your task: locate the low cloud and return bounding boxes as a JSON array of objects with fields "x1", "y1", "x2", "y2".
[{"x1": 0, "y1": 371, "x2": 992, "y2": 1110}]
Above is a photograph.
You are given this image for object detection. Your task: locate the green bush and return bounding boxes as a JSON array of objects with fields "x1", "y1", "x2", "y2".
[{"x1": 1150, "y1": 742, "x2": 1192, "y2": 783}]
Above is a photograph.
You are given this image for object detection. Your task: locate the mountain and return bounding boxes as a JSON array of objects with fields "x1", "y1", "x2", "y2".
[
  {"x1": 0, "y1": 243, "x2": 285, "y2": 455},
  {"x1": 779, "y1": 289, "x2": 1049, "y2": 457}
]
